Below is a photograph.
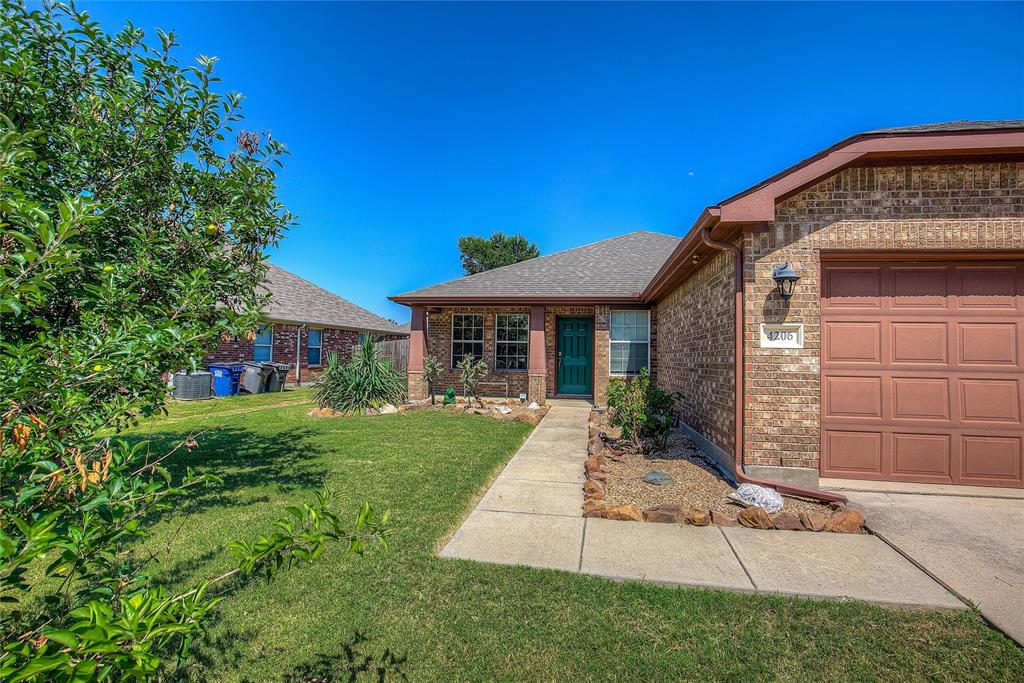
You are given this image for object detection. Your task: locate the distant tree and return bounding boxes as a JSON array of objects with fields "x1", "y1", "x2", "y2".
[{"x1": 457, "y1": 231, "x2": 540, "y2": 275}]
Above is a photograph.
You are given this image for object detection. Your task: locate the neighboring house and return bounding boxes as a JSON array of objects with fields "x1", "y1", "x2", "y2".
[
  {"x1": 392, "y1": 120, "x2": 1024, "y2": 491},
  {"x1": 206, "y1": 264, "x2": 407, "y2": 384}
]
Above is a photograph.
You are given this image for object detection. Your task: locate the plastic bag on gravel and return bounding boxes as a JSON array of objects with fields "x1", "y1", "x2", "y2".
[{"x1": 727, "y1": 483, "x2": 784, "y2": 513}]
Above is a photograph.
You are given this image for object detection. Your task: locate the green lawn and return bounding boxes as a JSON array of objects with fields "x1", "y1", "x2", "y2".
[{"x1": 120, "y1": 390, "x2": 1022, "y2": 681}]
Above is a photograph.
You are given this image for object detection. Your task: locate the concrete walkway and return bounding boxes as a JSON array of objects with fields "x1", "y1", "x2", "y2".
[
  {"x1": 827, "y1": 481, "x2": 1024, "y2": 645},
  {"x1": 441, "y1": 404, "x2": 962, "y2": 610}
]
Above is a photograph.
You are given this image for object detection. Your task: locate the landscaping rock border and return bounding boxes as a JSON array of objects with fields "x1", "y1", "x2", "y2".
[
  {"x1": 310, "y1": 399, "x2": 550, "y2": 425},
  {"x1": 582, "y1": 409, "x2": 865, "y2": 534}
]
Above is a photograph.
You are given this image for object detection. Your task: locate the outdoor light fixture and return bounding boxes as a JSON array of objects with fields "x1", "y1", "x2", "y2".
[{"x1": 772, "y1": 262, "x2": 800, "y2": 300}]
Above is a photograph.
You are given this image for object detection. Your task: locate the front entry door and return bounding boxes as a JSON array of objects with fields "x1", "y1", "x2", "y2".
[{"x1": 557, "y1": 317, "x2": 593, "y2": 395}]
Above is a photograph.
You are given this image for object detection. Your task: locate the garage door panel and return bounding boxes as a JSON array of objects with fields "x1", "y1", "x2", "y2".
[
  {"x1": 824, "y1": 321, "x2": 881, "y2": 363},
  {"x1": 958, "y1": 323, "x2": 1018, "y2": 366},
  {"x1": 892, "y1": 322, "x2": 948, "y2": 364},
  {"x1": 892, "y1": 433, "x2": 952, "y2": 480},
  {"x1": 892, "y1": 268, "x2": 950, "y2": 309},
  {"x1": 960, "y1": 435, "x2": 1022, "y2": 483},
  {"x1": 892, "y1": 377, "x2": 951, "y2": 421},
  {"x1": 824, "y1": 376, "x2": 882, "y2": 418},
  {"x1": 960, "y1": 378, "x2": 1021, "y2": 424},
  {"x1": 823, "y1": 431, "x2": 882, "y2": 476},
  {"x1": 822, "y1": 259, "x2": 1023, "y2": 488},
  {"x1": 823, "y1": 267, "x2": 882, "y2": 310},
  {"x1": 958, "y1": 267, "x2": 1019, "y2": 311}
]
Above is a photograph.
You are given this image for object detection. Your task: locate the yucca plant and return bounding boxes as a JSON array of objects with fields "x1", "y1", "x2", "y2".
[
  {"x1": 421, "y1": 354, "x2": 442, "y2": 404},
  {"x1": 313, "y1": 337, "x2": 406, "y2": 413}
]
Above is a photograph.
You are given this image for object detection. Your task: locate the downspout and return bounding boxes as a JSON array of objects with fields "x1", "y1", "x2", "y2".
[
  {"x1": 700, "y1": 228, "x2": 846, "y2": 504},
  {"x1": 295, "y1": 324, "x2": 305, "y2": 387}
]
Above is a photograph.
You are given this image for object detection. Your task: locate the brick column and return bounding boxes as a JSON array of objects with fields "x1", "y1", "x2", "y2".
[
  {"x1": 407, "y1": 306, "x2": 428, "y2": 400},
  {"x1": 527, "y1": 306, "x2": 546, "y2": 404},
  {"x1": 593, "y1": 306, "x2": 610, "y2": 405}
]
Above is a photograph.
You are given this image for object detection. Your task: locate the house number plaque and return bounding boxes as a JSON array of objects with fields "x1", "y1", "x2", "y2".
[{"x1": 759, "y1": 323, "x2": 804, "y2": 349}]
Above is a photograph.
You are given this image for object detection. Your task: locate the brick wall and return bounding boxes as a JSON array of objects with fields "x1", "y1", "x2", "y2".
[
  {"x1": 744, "y1": 161, "x2": 1024, "y2": 470},
  {"x1": 421, "y1": 304, "x2": 645, "y2": 403},
  {"x1": 202, "y1": 323, "x2": 360, "y2": 384},
  {"x1": 425, "y1": 307, "x2": 533, "y2": 399},
  {"x1": 654, "y1": 247, "x2": 736, "y2": 453}
]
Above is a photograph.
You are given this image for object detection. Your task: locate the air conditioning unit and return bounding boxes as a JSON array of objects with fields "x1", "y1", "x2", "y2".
[{"x1": 171, "y1": 371, "x2": 212, "y2": 400}]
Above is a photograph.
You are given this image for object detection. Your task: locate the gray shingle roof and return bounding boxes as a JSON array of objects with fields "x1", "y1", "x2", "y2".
[
  {"x1": 864, "y1": 120, "x2": 1024, "y2": 135},
  {"x1": 392, "y1": 231, "x2": 681, "y2": 300},
  {"x1": 262, "y1": 264, "x2": 406, "y2": 335}
]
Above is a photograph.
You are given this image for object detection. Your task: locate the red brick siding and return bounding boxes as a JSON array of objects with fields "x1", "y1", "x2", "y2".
[
  {"x1": 743, "y1": 162, "x2": 1024, "y2": 470},
  {"x1": 202, "y1": 323, "x2": 362, "y2": 384},
  {"x1": 420, "y1": 305, "x2": 645, "y2": 402},
  {"x1": 425, "y1": 307, "x2": 533, "y2": 398},
  {"x1": 653, "y1": 247, "x2": 736, "y2": 453}
]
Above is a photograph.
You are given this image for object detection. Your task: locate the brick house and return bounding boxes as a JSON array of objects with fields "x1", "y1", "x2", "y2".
[
  {"x1": 391, "y1": 231, "x2": 680, "y2": 405},
  {"x1": 205, "y1": 264, "x2": 407, "y2": 384},
  {"x1": 393, "y1": 120, "x2": 1024, "y2": 491}
]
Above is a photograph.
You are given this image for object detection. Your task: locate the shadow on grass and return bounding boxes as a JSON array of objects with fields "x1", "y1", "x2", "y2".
[
  {"x1": 122, "y1": 425, "x2": 329, "y2": 517},
  {"x1": 167, "y1": 626, "x2": 408, "y2": 683},
  {"x1": 278, "y1": 630, "x2": 409, "y2": 683}
]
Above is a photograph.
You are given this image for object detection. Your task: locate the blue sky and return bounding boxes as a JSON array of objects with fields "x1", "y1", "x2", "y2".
[{"x1": 81, "y1": 2, "x2": 1023, "y2": 323}]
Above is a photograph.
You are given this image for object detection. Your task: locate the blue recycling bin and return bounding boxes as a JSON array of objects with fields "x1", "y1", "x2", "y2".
[{"x1": 208, "y1": 363, "x2": 245, "y2": 397}]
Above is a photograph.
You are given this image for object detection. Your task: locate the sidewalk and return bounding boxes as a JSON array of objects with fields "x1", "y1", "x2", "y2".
[{"x1": 440, "y1": 403, "x2": 963, "y2": 610}]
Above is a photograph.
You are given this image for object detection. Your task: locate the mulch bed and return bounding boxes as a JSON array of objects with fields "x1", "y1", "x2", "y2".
[{"x1": 586, "y1": 410, "x2": 864, "y2": 532}]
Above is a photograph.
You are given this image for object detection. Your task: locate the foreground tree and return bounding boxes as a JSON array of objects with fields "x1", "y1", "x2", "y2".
[
  {"x1": 457, "y1": 231, "x2": 540, "y2": 275},
  {"x1": 0, "y1": 2, "x2": 388, "y2": 679}
]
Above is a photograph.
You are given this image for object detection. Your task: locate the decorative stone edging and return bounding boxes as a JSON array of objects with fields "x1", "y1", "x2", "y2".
[
  {"x1": 310, "y1": 400, "x2": 549, "y2": 425},
  {"x1": 583, "y1": 412, "x2": 865, "y2": 534}
]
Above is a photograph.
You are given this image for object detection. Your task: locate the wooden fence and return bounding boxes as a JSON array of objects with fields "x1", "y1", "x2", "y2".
[{"x1": 372, "y1": 338, "x2": 409, "y2": 371}]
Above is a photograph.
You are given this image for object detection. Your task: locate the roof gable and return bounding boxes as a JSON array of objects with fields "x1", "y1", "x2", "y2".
[
  {"x1": 391, "y1": 231, "x2": 681, "y2": 303},
  {"x1": 262, "y1": 264, "x2": 405, "y2": 335}
]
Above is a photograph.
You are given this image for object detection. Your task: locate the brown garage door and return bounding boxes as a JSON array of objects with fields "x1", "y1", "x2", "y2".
[{"x1": 821, "y1": 257, "x2": 1024, "y2": 488}]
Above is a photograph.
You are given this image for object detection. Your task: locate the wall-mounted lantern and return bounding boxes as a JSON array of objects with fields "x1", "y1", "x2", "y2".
[{"x1": 772, "y1": 262, "x2": 800, "y2": 300}]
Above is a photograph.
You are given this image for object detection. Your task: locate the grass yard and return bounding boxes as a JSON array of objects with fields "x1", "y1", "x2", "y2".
[{"x1": 120, "y1": 390, "x2": 1022, "y2": 681}]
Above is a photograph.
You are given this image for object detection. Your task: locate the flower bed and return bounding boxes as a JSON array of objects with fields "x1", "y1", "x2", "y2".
[{"x1": 583, "y1": 409, "x2": 865, "y2": 533}]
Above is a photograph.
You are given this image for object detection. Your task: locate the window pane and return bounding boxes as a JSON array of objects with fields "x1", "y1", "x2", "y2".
[
  {"x1": 634, "y1": 311, "x2": 650, "y2": 341},
  {"x1": 254, "y1": 345, "x2": 271, "y2": 362},
  {"x1": 255, "y1": 326, "x2": 272, "y2": 345},
  {"x1": 307, "y1": 329, "x2": 322, "y2": 347},
  {"x1": 627, "y1": 342, "x2": 649, "y2": 373},
  {"x1": 307, "y1": 348, "x2": 321, "y2": 366}
]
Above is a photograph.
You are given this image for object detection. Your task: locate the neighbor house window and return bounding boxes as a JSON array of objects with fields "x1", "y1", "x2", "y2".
[
  {"x1": 307, "y1": 328, "x2": 322, "y2": 366},
  {"x1": 451, "y1": 314, "x2": 484, "y2": 367},
  {"x1": 253, "y1": 325, "x2": 273, "y2": 362},
  {"x1": 610, "y1": 310, "x2": 649, "y2": 375},
  {"x1": 495, "y1": 313, "x2": 529, "y2": 371}
]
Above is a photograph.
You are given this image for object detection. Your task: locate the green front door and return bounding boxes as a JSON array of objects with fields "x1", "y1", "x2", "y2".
[{"x1": 557, "y1": 317, "x2": 593, "y2": 395}]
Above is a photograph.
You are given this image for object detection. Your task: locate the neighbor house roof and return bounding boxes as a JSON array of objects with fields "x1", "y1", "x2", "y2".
[
  {"x1": 263, "y1": 264, "x2": 406, "y2": 335},
  {"x1": 643, "y1": 120, "x2": 1024, "y2": 301},
  {"x1": 390, "y1": 231, "x2": 681, "y2": 304}
]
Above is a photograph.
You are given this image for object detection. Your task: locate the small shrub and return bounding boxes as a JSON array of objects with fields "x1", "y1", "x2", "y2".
[
  {"x1": 443, "y1": 387, "x2": 457, "y2": 405},
  {"x1": 421, "y1": 355, "x2": 442, "y2": 404},
  {"x1": 456, "y1": 354, "x2": 488, "y2": 407},
  {"x1": 606, "y1": 368, "x2": 682, "y2": 451},
  {"x1": 313, "y1": 338, "x2": 406, "y2": 413},
  {"x1": 606, "y1": 370, "x2": 649, "y2": 449}
]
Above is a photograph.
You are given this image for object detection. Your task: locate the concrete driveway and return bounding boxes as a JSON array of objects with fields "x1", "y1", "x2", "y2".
[{"x1": 829, "y1": 481, "x2": 1024, "y2": 646}]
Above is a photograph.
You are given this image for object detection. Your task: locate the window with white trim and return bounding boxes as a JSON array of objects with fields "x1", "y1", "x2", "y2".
[
  {"x1": 495, "y1": 313, "x2": 528, "y2": 371},
  {"x1": 451, "y1": 314, "x2": 484, "y2": 367},
  {"x1": 253, "y1": 325, "x2": 273, "y2": 362},
  {"x1": 307, "y1": 328, "x2": 322, "y2": 366},
  {"x1": 610, "y1": 311, "x2": 649, "y2": 375}
]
